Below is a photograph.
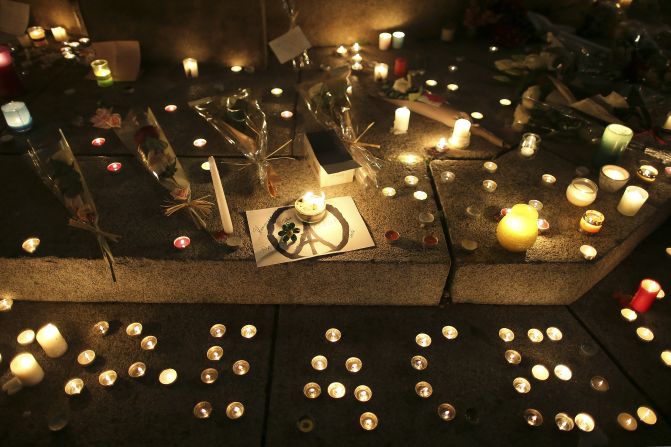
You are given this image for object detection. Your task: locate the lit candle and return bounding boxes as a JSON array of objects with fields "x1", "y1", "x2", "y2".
[
  {"x1": 373, "y1": 63, "x2": 389, "y2": 82},
  {"x1": 64, "y1": 378, "x2": 84, "y2": 396},
  {"x1": 208, "y1": 156, "x2": 234, "y2": 235},
  {"x1": 325, "y1": 328, "x2": 341, "y2": 342},
  {"x1": 173, "y1": 236, "x2": 190, "y2": 249},
  {"x1": 448, "y1": 119, "x2": 471, "y2": 149},
  {"x1": 17, "y1": 329, "x2": 35, "y2": 345},
  {"x1": 661, "y1": 350, "x2": 671, "y2": 367},
  {"x1": 346, "y1": 357, "x2": 363, "y2": 373},
  {"x1": 303, "y1": 382, "x2": 321, "y2": 399},
  {"x1": 528, "y1": 328, "x2": 544, "y2": 343},
  {"x1": 441, "y1": 171, "x2": 456, "y2": 183},
  {"x1": 415, "y1": 381, "x2": 433, "y2": 398},
  {"x1": 519, "y1": 133, "x2": 540, "y2": 158},
  {"x1": 574, "y1": 413, "x2": 595, "y2": 432},
  {"x1": 10, "y1": 353, "x2": 44, "y2": 385},
  {"x1": 392, "y1": 31, "x2": 405, "y2": 49},
  {"x1": 327, "y1": 382, "x2": 346, "y2": 398},
  {"x1": 295, "y1": 191, "x2": 326, "y2": 223},
  {"x1": 354, "y1": 385, "x2": 372, "y2": 402},
  {"x1": 351, "y1": 42, "x2": 361, "y2": 52},
  {"x1": 436, "y1": 137, "x2": 447, "y2": 152},
  {"x1": 531, "y1": 365, "x2": 549, "y2": 380},
  {"x1": 232, "y1": 360, "x2": 250, "y2": 375},
  {"x1": 411, "y1": 355, "x2": 428, "y2": 370},
  {"x1": 580, "y1": 245, "x2": 597, "y2": 261},
  {"x1": 381, "y1": 187, "x2": 396, "y2": 198},
  {"x1": 393, "y1": 107, "x2": 410, "y2": 133},
  {"x1": 636, "y1": 165, "x2": 658, "y2": 183},
  {"x1": 546, "y1": 327, "x2": 562, "y2": 341},
  {"x1": 270, "y1": 87, "x2": 283, "y2": 97},
  {"x1": 93, "y1": 321, "x2": 109, "y2": 335},
  {"x1": 404, "y1": 175, "x2": 418, "y2": 186},
  {"x1": 210, "y1": 323, "x2": 226, "y2": 337},
  {"x1": 415, "y1": 333, "x2": 431, "y2": 347},
  {"x1": 36, "y1": 324, "x2": 68, "y2": 358},
  {"x1": 0, "y1": 296, "x2": 13, "y2": 312},
  {"x1": 620, "y1": 308, "x2": 637, "y2": 322},
  {"x1": 470, "y1": 112, "x2": 484, "y2": 120},
  {"x1": 194, "y1": 402, "x2": 212, "y2": 419},
  {"x1": 505, "y1": 350, "x2": 521, "y2": 364},
  {"x1": 106, "y1": 162, "x2": 122, "y2": 174},
  {"x1": 599, "y1": 165, "x2": 629, "y2": 192},
  {"x1": 499, "y1": 328, "x2": 515, "y2": 342},
  {"x1": 499, "y1": 98, "x2": 512, "y2": 106},
  {"x1": 27, "y1": 27, "x2": 47, "y2": 46},
  {"x1": 2, "y1": 101, "x2": 33, "y2": 132},
  {"x1": 555, "y1": 413, "x2": 574, "y2": 431},
  {"x1": 311, "y1": 355, "x2": 327, "y2": 370},
  {"x1": 524, "y1": 409, "x2": 543, "y2": 426},
  {"x1": 398, "y1": 152, "x2": 419, "y2": 165},
  {"x1": 126, "y1": 322, "x2": 143, "y2": 337},
  {"x1": 182, "y1": 57, "x2": 198, "y2": 78},
  {"x1": 580, "y1": 210, "x2": 604, "y2": 234},
  {"x1": 207, "y1": 346, "x2": 223, "y2": 360},
  {"x1": 159, "y1": 368, "x2": 177, "y2": 385},
  {"x1": 663, "y1": 112, "x2": 671, "y2": 130},
  {"x1": 394, "y1": 57, "x2": 407, "y2": 77},
  {"x1": 351, "y1": 53, "x2": 363, "y2": 63},
  {"x1": 566, "y1": 178, "x2": 598, "y2": 207},
  {"x1": 617, "y1": 186, "x2": 648, "y2": 216},
  {"x1": 496, "y1": 204, "x2": 539, "y2": 252},
  {"x1": 51, "y1": 27, "x2": 68, "y2": 42},
  {"x1": 447, "y1": 83, "x2": 459, "y2": 91},
  {"x1": 164, "y1": 104, "x2": 177, "y2": 112},
  {"x1": 483, "y1": 162, "x2": 498, "y2": 174},
  {"x1": 280, "y1": 110, "x2": 294, "y2": 119},
  {"x1": 413, "y1": 190, "x2": 428, "y2": 201},
  {"x1": 241, "y1": 324, "x2": 257, "y2": 338},
  {"x1": 637, "y1": 406, "x2": 657, "y2": 425},
  {"x1": 90, "y1": 59, "x2": 113, "y2": 87},
  {"x1": 0, "y1": 44, "x2": 23, "y2": 98},
  {"x1": 230, "y1": 65, "x2": 242, "y2": 73},
  {"x1": 554, "y1": 364, "x2": 572, "y2": 381},
  {"x1": 425, "y1": 79, "x2": 437, "y2": 87},
  {"x1": 617, "y1": 412, "x2": 638, "y2": 431},
  {"x1": 595, "y1": 124, "x2": 633, "y2": 167},
  {"x1": 351, "y1": 61, "x2": 363, "y2": 71},
  {"x1": 98, "y1": 370, "x2": 117, "y2": 387},
  {"x1": 200, "y1": 368, "x2": 218, "y2": 384},
  {"x1": 590, "y1": 376, "x2": 609, "y2": 392},
  {"x1": 628, "y1": 279, "x2": 660, "y2": 313},
  {"x1": 442, "y1": 325, "x2": 458, "y2": 340},
  {"x1": 140, "y1": 335, "x2": 157, "y2": 350},
  {"x1": 360, "y1": 412, "x2": 378, "y2": 430},
  {"x1": 378, "y1": 32, "x2": 392, "y2": 50},
  {"x1": 128, "y1": 362, "x2": 146, "y2": 378},
  {"x1": 336, "y1": 45, "x2": 347, "y2": 56},
  {"x1": 193, "y1": 138, "x2": 207, "y2": 148},
  {"x1": 513, "y1": 377, "x2": 531, "y2": 393}
]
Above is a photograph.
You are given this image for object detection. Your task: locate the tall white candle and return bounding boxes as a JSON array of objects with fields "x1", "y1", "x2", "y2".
[
  {"x1": 36, "y1": 324, "x2": 68, "y2": 358},
  {"x1": 392, "y1": 31, "x2": 405, "y2": 49},
  {"x1": 10, "y1": 353, "x2": 44, "y2": 386},
  {"x1": 617, "y1": 186, "x2": 648, "y2": 216},
  {"x1": 378, "y1": 33, "x2": 392, "y2": 51},
  {"x1": 448, "y1": 118, "x2": 471, "y2": 149},
  {"x1": 374, "y1": 63, "x2": 388, "y2": 82},
  {"x1": 393, "y1": 107, "x2": 410, "y2": 133},
  {"x1": 183, "y1": 58, "x2": 198, "y2": 78},
  {"x1": 208, "y1": 156, "x2": 234, "y2": 235},
  {"x1": 51, "y1": 27, "x2": 68, "y2": 42}
]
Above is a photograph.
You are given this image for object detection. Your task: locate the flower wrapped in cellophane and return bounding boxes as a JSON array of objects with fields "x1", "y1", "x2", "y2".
[
  {"x1": 27, "y1": 129, "x2": 120, "y2": 281},
  {"x1": 298, "y1": 65, "x2": 382, "y2": 188},
  {"x1": 114, "y1": 107, "x2": 213, "y2": 229},
  {"x1": 190, "y1": 89, "x2": 291, "y2": 197}
]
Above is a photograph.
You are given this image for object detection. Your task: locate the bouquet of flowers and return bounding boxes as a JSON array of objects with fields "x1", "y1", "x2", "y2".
[
  {"x1": 114, "y1": 107, "x2": 213, "y2": 229},
  {"x1": 27, "y1": 130, "x2": 119, "y2": 281},
  {"x1": 190, "y1": 89, "x2": 291, "y2": 197},
  {"x1": 298, "y1": 65, "x2": 382, "y2": 188}
]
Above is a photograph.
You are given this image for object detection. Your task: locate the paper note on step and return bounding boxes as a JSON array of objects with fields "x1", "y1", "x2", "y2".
[
  {"x1": 268, "y1": 26, "x2": 311, "y2": 64},
  {"x1": 0, "y1": 0, "x2": 29, "y2": 36}
]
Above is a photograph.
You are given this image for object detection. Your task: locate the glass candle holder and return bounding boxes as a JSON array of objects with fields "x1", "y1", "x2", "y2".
[
  {"x1": 637, "y1": 406, "x2": 657, "y2": 425},
  {"x1": 590, "y1": 376, "x2": 609, "y2": 392},
  {"x1": 327, "y1": 382, "x2": 346, "y2": 398},
  {"x1": 519, "y1": 133, "x2": 540, "y2": 158},
  {"x1": 93, "y1": 321, "x2": 109, "y2": 336},
  {"x1": 27, "y1": 26, "x2": 47, "y2": 46},
  {"x1": 64, "y1": 378, "x2": 84, "y2": 396},
  {"x1": 128, "y1": 362, "x2": 146, "y2": 378},
  {"x1": 125, "y1": 323, "x2": 143, "y2": 337},
  {"x1": 295, "y1": 191, "x2": 326, "y2": 223},
  {"x1": 531, "y1": 365, "x2": 549, "y2": 381},
  {"x1": 392, "y1": 31, "x2": 405, "y2": 49},
  {"x1": 442, "y1": 325, "x2": 458, "y2": 340},
  {"x1": 438, "y1": 403, "x2": 456, "y2": 421},
  {"x1": 90, "y1": 59, "x2": 113, "y2": 87},
  {"x1": 617, "y1": 186, "x2": 648, "y2": 216},
  {"x1": 51, "y1": 26, "x2": 68, "y2": 42},
  {"x1": 554, "y1": 364, "x2": 572, "y2": 381},
  {"x1": 241, "y1": 324, "x2": 257, "y2": 339},
  {"x1": 546, "y1": 327, "x2": 563, "y2": 341},
  {"x1": 566, "y1": 178, "x2": 598, "y2": 207},
  {"x1": 325, "y1": 328, "x2": 341, "y2": 342},
  {"x1": 159, "y1": 368, "x2": 177, "y2": 385},
  {"x1": 499, "y1": 328, "x2": 515, "y2": 342},
  {"x1": 595, "y1": 124, "x2": 633, "y2": 167},
  {"x1": 303, "y1": 382, "x2": 321, "y2": 399},
  {"x1": 1, "y1": 101, "x2": 33, "y2": 132},
  {"x1": 513, "y1": 377, "x2": 531, "y2": 393},
  {"x1": 580, "y1": 210, "x2": 605, "y2": 234},
  {"x1": 524, "y1": 409, "x2": 543, "y2": 426},
  {"x1": 637, "y1": 165, "x2": 658, "y2": 183},
  {"x1": 140, "y1": 335, "x2": 157, "y2": 350},
  {"x1": 77, "y1": 349, "x2": 96, "y2": 366},
  {"x1": 599, "y1": 165, "x2": 629, "y2": 192}
]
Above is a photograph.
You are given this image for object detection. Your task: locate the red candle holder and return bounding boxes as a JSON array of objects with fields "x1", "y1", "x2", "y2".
[
  {"x1": 173, "y1": 236, "x2": 191, "y2": 250},
  {"x1": 0, "y1": 45, "x2": 23, "y2": 97},
  {"x1": 91, "y1": 137, "x2": 106, "y2": 147},
  {"x1": 384, "y1": 230, "x2": 400, "y2": 243},
  {"x1": 106, "y1": 162, "x2": 122, "y2": 173},
  {"x1": 629, "y1": 279, "x2": 661, "y2": 313},
  {"x1": 164, "y1": 104, "x2": 177, "y2": 112},
  {"x1": 394, "y1": 57, "x2": 407, "y2": 77},
  {"x1": 423, "y1": 235, "x2": 439, "y2": 248}
]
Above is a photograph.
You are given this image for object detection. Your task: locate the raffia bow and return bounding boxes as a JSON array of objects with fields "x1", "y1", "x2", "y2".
[
  {"x1": 162, "y1": 195, "x2": 214, "y2": 230},
  {"x1": 343, "y1": 122, "x2": 380, "y2": 150},
  {"x1": 68, "y1": 218, "x2": 121, "y2": 282}
]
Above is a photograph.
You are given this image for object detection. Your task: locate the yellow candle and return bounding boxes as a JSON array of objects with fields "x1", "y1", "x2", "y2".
[
  {"x1": 36, "y1": 323, "x2": 68, "y2": 358},
  {"x1": 496, "y1": 204, "x2": 539, "y2": 252},
  {"x1": 580, "y1": 210, "x2": 604, "y2": 234},
  {"x1": 10, "y1": 353, "x2": 44, "y2": 385}
]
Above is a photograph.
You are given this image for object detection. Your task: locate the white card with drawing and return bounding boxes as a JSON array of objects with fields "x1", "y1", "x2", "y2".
[{"x1": 268, "y1": 26, "x2": 311, "y2": 64}]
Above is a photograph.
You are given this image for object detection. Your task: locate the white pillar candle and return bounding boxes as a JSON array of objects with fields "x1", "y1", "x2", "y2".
[
  {"x1": 378, "y1": 33, "x2": 392, "y2": 51},
  {"x1": 566, "y1": 178, "x2": 598, "y2": 207},
  {"x1": 373, "y1": 63, "x2": 388, "y2": 82},
  {"x1": 617, "y1": 186, "x2": 648, "y2": 216},
  {"x1": 663, "y1": 112, "x2": 671, "y2": 130},
  {"x1": 393, "y1": 107, "x2": 410, "y2": 133},
  {"x1": 10, "y1": 353, "x2": 44, "y2": 386},
  {"x1": 36, "y1": 324, "x2": 68, "y2": 358},
  {"x1": 207, "y1": 156, "x2": 234, "y2": 235},
  {"x1": 182, "y1": 58, "x2": 198, "y2": 78},
  {"x1": 51, "y1": 27, "x2": 68, "y2": 42},
  {"x1": 1, "y1": 101, "x2": 33, "y2": 132},
  {"x1": 448, "y1": 118, "x2": 471, "y2": 149},
  {"x1": 392, "y1": 31, "x2": 405, "y2": 49}
]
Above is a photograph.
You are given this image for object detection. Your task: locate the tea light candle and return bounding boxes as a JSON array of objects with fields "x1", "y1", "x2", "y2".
[
  {"x1": 393, "y1": 106, "x2": 410, "y2": 133},
  {"x1": 528, "y1": 200, "x2": 543, "y2": 211},
  {"x1": 303, "y1": 382, "x2": 321, "y2": 398},
  {"x1": 64, "y1": 378, "x2": 84, "y2": 396},
  {"x1": 637, "y1": 406, "x2": 657, "y2": 425},
  {"x1": 378, "y1": 32, "x2": 392, "y2": 50},
  {"x1": 411, "y1": 355, "x2": 428, "y2": 370},
  {"x1": 537, "y1": 219, "x2": 550, "y2": 233},
  {"x1": 482, "y1": 180, "x2": 497, "y2": 193},
  {"x1": 164, "y1": 104, "x2": 177, "y2": 112},
  {"x1": 193, "y1": 138, "x2": 207, "y2": 148},
  {"x1": 10, "y1": 353, "x2": 44, "y2": 386},
  {"x1": 17, "y1": 329, "x2": 35, "y2": 345},
  {"x1": 98, "y1": 370, "x2": 117, "y2": 387},
  {"x1": 483, "y1": 162, "x2": 498, "y2": 173},
  {"x1": 661, "y1": 350, "x2": 671, "y2": 367},
  {"x1": 77, "y1": 350, "x2": 96, "y2": 366},
  {"x1": 140, "y1": 335, "x2": 157, "y2": 350},
  {"x1": 394, "y1": 57, "x2": 407, "y2": 77},
  {"x1": 497, "y1": 204, "x2": 538, "y2": 252},
  {"x1": 442, "y1": 326, "x2": 458, "y2": 340},
  {"x1": 270, "y1": 87, "x2": 283, "y2": 98},
  {"x1": 210, "y1": 324, "x2": 226, "y2": 337},
  {"x1": 636, "y1": 326, "x2": 654, "y2": 342},
  {"x1": 448, "y1": 119, "x2": 471, "y2": 149},
  {"x1": 527, "y1": 328, "x2": 543, "y2": 343},
  {"x1": 2, "y1": 101, "x2": 33, "y2": 132},
  {"x1": 413, "y1": 191, "x2": 428, "y2": 201},
  {"x1": 207, "y1": 346, "x2": 223, "y2": 361},
  {"x1": 194, "y1": 402, "x2": 212, "y2": 419},
  {"x1": 447, "y1": 83, "x2": 459, "y2": 91},
  {"x1": 546, "y1": 327, "x2": 562, "y2": 341},
  {"x1": 499, "y1": 328, "x2": 515, "y2": 342},
  {"x1": 595, "y1": 124, "x2": 633, "y2": 166},
  {"x1": 513, "y1": 377, "x2": 531, "y2": 393},
  {"x1": 128, "y1": 362, "x2": 146, "y2": 378},
  {"x1": 438, "y1": 403, "x2": 456, "y2": 421},
  {"x1": 425, "y1": 79, "x2": 437, "y2": 88},
  {"x1": 351, "y1": 61, "x2": 363, "y2": 71},
  {"x1": 200, "y1": 162, "x2": 210, "y2": 171},
  {"x1": 448, "y1": 65, "x2": 458, "y2": 72},
  {"x1": 441, "y1": 171, "x2": 456, "y2": 183},
  {"x1": 620, "y1": 308, "x2": 637, "y2": 322},
  {"x1": 230, "y1": 65, "x2": 243, "y2": 73},
  {"x1": 351, "y1": 42, "x2": 361, "y2": 52},
  {"x1": 124, "y1": 323, "x2": 142, "y2": 337},
  {"x1": 354, "y1": 385, "x2": 372, "y2": 402},
  {"x1": 360, "y1": 412, "x2": 378, "y2": 430},
  {"x1": 232, "y1": 360, "x2": 250, "y2": 375},
  {"x1": 381, "y1": 187, "x2": 396, "y2": 198},
  {"x1": 51, "y1": 27, "x2": 68, "y2": 42},
  {"x1": 336, "y1": 45, "x2": 347, "y2": 56},
  {"x1": 574, "y1": 413, "x2": 595, "y2": 432},
  {"x1": 531, "y1": 365, "x2": 549, "y2": 380},
  {"x1": 580, "y1": 245, "x2": 597, "y2": 261},
  {"x1": 554, "y1": 364, "x2": 572, "y2": 381},
  {"x1": 351, "y1": 53, "x2": 363, "y2": 63},
  {"x1": 374, "y1": 63, "x2": 389, "y2": 82},
  {"x1": 226, "y1": 402, "x2": 245, "y2": 419},
  {"x1": 295, "y1": 191, "x2": 326, "y2": 223},
  {"x1": 505, "y1": 350, "x2": 521, "y2": 364},
  {"x1": 159, "y1": 368, "x2": 177, "y2": 385},
  {"x1": 519, "y1": 133, "x2": 540, "y2": 158},
  {"x1": 566, "y1": 178, "x2": 598, "y2": 207},
  {"x1": 27, "y1": 27, "x2": 46, "y2": 46},
  {"x1": 404, "y1": 175, "x2": 419, "y2": 186},
  {"x1": 173, "y1": 236, "x2": 190, "y2": 249},
  {"x1": 106, "y1": 162, "x2": 122, "y2": 174},
  {"x1": 499, "y1": 98, "x2": 512, "y2": 106},
  {"x1": 0, "y1": 297, "x2": 13, "y2": 312},
  {"x1": 241, "y1": 324, "x2": 257, "y2": 339},
  {"x1": 93, "y1": 321, "x2": 109, "y2": 335},
  {"x1": 325, "y1": 328, "x2": 341, "y2": 342},
  {"x1": 200, "y1": 368, "x2": 218, "y2": 384},
  {"x1": 36, "y1": 324, "x2": 68, "y2": 358},
  {"x1": 580, "y1": 210, "x2": 605, "y2": 234},
  {"x1": 90, "y1": 59, "x2": 113, "y2": 87},
  {"x1": 629, "y1": 279, "x2": 661, "y2": 313},
  {"x1": 345, "y1": 357, "x2": 362, "y2": 373},
  {"x1": 617, "y1": 412, "x2": 638, "y2": 431},
  {"x1": 392, "y1": 31, "x2": 405, "y2": 49},
  {"x1": 415, "y1": 381, "x2": 433, "y2": 398},
  {"x1": 311, "y1": 355, "x2": 327, "y2": 370},
  {"x1": 280, "y1": 110, "x2": 294, "y2": 120},
  {"x1": 461, "y1": 239, "x2": 478, "y2": 252},
  {"x1": 617, "y1": 186, "x2": 648, "y2": 216},
  {"x1": 182, "y1": 57, "x2": 198, "y2": 78},
  {"x1": 91, "y1": 137, "x2": 106, "y2": 147},
  {"x1": 524, "y1": 409, "x2": 543, "y2": 426},
  {"x1": 541, "y1": 174, "x2": 556, "y2": 187},
  {"x1": 555, "y1": 413, "x2": 574, "y2": 431},
  {"x1": 470, "y1": 112, "x2": 484, "y2": 120},
  {"x1": 415, "y1": 333, "x2": 431, "y2": 347},
  {"x1": 637, "y1": 165, "x2": 658, "y2": 183},
  {"x1": 327, "y1": 382, "x2": 346, "y2": 398},
  {"x1": 590, "y1": 376, "x2": 609, "y2": 392}
]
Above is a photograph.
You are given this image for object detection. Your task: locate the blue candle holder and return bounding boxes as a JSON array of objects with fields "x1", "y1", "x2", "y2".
[{"x1": 1, "y1": 101, "x2": 32, "y2": 132}]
